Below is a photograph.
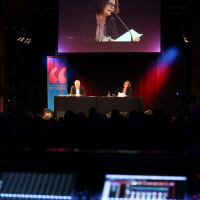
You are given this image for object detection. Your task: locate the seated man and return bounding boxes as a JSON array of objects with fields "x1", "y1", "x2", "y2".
[{"x1": 70, "y1": 80, "x2": 86, "y2": 96}]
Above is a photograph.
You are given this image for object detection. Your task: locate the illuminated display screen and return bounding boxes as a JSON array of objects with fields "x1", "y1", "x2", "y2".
[
  {"x1": 0, "y1": 172, "x2": 76, "y2": 199},
  {"x1": 102, "y1": 175, "x2": 187, "y2": 200},
  {"x1": 58, "y1": 0, "x2": 161, "y2": 53}
]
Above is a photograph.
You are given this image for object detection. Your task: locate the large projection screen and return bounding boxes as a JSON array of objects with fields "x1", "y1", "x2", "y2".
[{"x1": 58, "y1": 0, "x2": 161, "y2": 53}]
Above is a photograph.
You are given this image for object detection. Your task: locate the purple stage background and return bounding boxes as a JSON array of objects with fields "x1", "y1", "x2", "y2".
[{"x1": 58, "y1": 0, "x2": 161, "y2": 53}]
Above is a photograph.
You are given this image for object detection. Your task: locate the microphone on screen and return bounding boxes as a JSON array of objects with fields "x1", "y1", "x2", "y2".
[
  {"x1": 115, "y1": 87, "x2": 120, "y2": 96},
  {"x1": 112, "y1": 13, "x2": 133, "y2": 42}
]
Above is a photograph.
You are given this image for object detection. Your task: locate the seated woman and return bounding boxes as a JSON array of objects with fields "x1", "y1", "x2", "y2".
[{"x1": 117, "y1": 80, "x2": 132, "y2": 97}]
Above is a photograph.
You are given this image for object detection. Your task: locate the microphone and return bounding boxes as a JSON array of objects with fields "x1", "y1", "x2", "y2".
[
  {"x1": 112, "y1": 13, "x2": 133, "y2": 42},
  {"x1": 115, "y1": 87, "x2": 120, "y2": 96}
]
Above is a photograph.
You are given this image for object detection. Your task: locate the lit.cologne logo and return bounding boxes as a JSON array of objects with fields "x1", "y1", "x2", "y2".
[{"x1": 49, "y1": 67, "x2": 66, "y2": 84}]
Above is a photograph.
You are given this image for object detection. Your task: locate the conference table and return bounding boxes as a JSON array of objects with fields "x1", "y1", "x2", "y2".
[{"x1": 54, "y1": 96, "x2": 143, "y2": 118}]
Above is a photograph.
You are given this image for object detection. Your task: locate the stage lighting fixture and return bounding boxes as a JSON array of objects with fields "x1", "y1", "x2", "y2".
[
  {"x1": 17, "y1": 36, "x2": 32, "y2": 44},
  {"x1": 20, "y1": 36, "x2": 25, "y2": 42},
  {"x1": 183, "y1": 34, "x2": 190, "y2": 43},
  {"x1": 24, "y1": 38, "x2": 31, "y2": 44},
  {"x1": 17, "y1": 37, "x2": 22, "y2": 42},
  {"x1": 16, "y1": 28, "x2": 32, "y2": 44}
]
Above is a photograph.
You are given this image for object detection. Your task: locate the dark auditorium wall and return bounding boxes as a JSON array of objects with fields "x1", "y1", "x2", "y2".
[
  {"x1": 1, "y1": 0, "x2": 193, "y2": 115},
  {"x1": 192, "y1": 1, "x2": 200, "y2": 105},
  {"x1": 0, "y1": 14, "x2": 4, "y2": 112}
]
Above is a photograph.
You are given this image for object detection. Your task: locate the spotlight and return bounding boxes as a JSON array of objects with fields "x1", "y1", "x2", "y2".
[
  {"x1": 16, "y1": 27, "x2": 32, "y2": 45},
  {"x1": 17, "y1": 36, "x2": 26, "y2": 42},
  {"x1": 24, "y1": 38, "x2": 32, "y2": 44},
  {"x1": 183, "y1": 34, "x2": 190, "y2": 43},
  {"x1": 17, "y1": 36, "x2": 32, "y2": 44},
  {"x1": 20, "y1": 36, "x2": 26, "y2": 42},
  {"x1": 17, "y1": 37, "x2": 22, "y2": 41}
]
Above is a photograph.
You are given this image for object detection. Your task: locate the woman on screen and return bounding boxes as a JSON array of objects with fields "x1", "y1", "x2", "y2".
[
  {"x1": 80, "y1": 0, "x2": 119, "y2": 41},
  {"x1": 80, "y1": 0, "x2": 140, "y2": 42},
  {"x1": 117, "y1": 80, "x2": 132, "y2": 97}
]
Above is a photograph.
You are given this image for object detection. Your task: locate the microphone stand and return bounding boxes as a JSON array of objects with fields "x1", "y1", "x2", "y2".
[
  {"x1": 112, "y1": 13, "x2": 133, "y2": 42},
  {"x1": 115, "y1": 87, "x2": 120, "y2": 96}
]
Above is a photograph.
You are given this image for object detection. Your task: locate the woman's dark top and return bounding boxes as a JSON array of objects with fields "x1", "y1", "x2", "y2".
[{"x1": 117, "y1": 87, "x2": 132, "y2": 97}]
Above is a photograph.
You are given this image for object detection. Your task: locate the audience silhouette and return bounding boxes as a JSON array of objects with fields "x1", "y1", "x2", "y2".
[{"x1": 1, "y1": 103, "x2": 200, "y2": 152}]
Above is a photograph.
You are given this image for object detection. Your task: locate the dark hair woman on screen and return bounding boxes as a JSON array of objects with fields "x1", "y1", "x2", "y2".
[{"x1": 80, "y1": 0, "x2": 120, "y2": 41}]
